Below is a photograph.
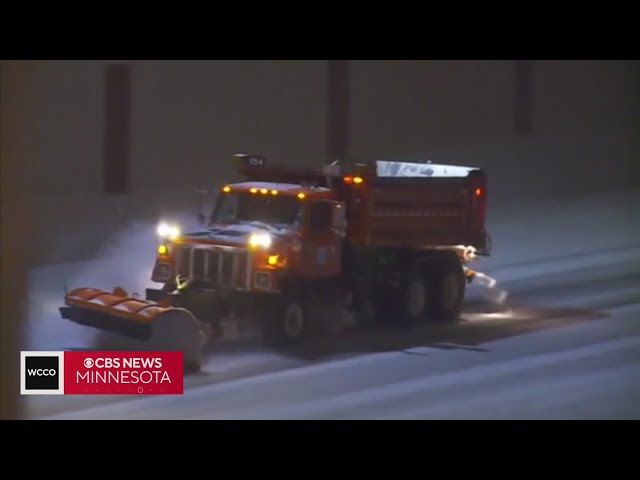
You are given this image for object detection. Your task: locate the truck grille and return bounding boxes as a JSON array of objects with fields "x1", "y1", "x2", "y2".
[{"x1": 173, "y1": 245, "x2": 250, "y2": 290}]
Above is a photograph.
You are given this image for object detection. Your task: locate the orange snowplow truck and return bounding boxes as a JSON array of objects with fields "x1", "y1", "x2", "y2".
[{"x1": 60, "y1": 154, "x2": 490, "y2": 370}]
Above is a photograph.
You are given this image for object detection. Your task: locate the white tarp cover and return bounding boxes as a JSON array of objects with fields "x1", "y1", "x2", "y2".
[{"x1": 376, "y1": 160, "x2": 478, "y2": 178}]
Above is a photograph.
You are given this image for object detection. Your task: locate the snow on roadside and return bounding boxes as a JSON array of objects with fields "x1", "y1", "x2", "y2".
[{"x1": 470, "y1": 188, "x2": 640, "y2": 288}]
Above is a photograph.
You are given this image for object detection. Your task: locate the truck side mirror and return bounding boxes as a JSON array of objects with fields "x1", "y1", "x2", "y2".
[
  {"x1": 194, "y1": 189, "x2": 209, "y2": 226},
  {"x1": 331, "y1": 202, "x2": 347, "y2": 236}
]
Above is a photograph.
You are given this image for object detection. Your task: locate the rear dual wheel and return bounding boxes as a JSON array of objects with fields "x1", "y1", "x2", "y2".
[
  {"x1": 385, "y1": 256, "x2": 466, "y2": 326},
  {"x1": 371, "y1": 272, "x2": 430, "y2": 327},
  {"x1": 398, "y1": 273, "x2": 431, "y2": 326},
  {"x1": 429, "y1": 256, "x2": 466, "y2": 322}
]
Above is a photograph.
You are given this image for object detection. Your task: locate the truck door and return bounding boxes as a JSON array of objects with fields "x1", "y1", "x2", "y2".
[{"x1": 302, "y1": 200, "x2": 343, "y2": 278}]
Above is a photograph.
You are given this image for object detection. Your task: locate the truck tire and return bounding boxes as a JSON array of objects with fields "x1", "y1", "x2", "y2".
[
  {"x1": 376, "y1": 272, "x2": 430, "y2": 327},
  {"x1": 429, "y1": 256, "x2": 466, "y2": 322},
  {"x1": 261, "y1": 293, "x2": 309, "y2": 347},
  {"x1": 398, "y1": 273, "x2": 430, "y2": 326}
]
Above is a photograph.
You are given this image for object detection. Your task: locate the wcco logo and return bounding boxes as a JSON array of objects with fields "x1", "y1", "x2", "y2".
[{"x1": 21, "y1": 351, "x2": 65, "y2": 395}]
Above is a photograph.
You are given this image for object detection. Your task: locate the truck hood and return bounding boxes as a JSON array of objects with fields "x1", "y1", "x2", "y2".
[{"x1": 178, "y1": 221, "x2": 300, "y2": 248}]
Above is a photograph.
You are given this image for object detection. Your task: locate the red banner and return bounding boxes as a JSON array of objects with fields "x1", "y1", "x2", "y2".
[{"x1": 63, "y1": 351, "x2": 184, "y2": 395}]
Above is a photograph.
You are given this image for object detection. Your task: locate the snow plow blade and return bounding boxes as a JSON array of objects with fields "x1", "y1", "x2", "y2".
[{"x1": 59, "y1": 287, "x2": 205, "y2": 371}]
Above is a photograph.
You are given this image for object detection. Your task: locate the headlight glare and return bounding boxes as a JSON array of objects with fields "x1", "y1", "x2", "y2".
[
  {"x1": 248, "y1": 231, "x2": 272, "y2": 249},
  {"x1": 156, "y1": 222, "x2": 181, "y2": 240}
]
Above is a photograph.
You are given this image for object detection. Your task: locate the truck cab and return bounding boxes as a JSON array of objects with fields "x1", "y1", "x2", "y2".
[{"x1": 151, "y1": 168, "x2": 345, "y2": 302}]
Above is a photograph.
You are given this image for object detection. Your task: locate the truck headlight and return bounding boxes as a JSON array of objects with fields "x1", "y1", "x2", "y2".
[
  {"x1": 248, "y1": 231, "x2": 272, "y2": 249},
  {"x1": 156, "y1": 222, "x2": 181, "y2": 240}
]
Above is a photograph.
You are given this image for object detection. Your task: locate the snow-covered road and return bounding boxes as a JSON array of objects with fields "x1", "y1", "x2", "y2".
[{"x1": 24, "y1": 189, "x2": 640, "y2": 419}]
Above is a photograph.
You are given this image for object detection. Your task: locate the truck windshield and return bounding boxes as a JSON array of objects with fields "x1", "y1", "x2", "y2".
[{"x1": 211, "y1": 192, "x2": 302, "y2": 226}]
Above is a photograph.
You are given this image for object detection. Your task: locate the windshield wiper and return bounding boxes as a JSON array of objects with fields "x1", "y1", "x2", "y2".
[
  {"x1": 208, "y1": 219, "x2": 239, "y2": 228},
  {"x1": 243, "y1": 220, "x2": 274, "y2": 230}
]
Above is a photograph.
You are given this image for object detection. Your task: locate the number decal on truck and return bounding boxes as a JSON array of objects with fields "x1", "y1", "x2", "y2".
[{"x1": 248, "y1": 156, "x2": 264, "y2": 166}]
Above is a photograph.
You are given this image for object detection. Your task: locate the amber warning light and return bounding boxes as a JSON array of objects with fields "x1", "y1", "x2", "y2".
[{"x1": 343, "y1": 176, "x2": 364, "y2": 184}]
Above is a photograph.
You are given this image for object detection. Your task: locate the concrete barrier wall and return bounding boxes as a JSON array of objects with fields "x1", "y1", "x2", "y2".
[
  {"x1": 130, "y1": 60, "x2": 327, "y2": 192},
  {"x1": 1, "y1": 60, "x2": 327, "y2": 266},
  {"x1": 349, "y1": 60, "x2": 640, "y2": 208},
  {"x1": 2, "y1": 60, "x2": 638, "y2": 267}
]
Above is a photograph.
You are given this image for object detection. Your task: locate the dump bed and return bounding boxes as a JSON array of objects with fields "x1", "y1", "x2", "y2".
[
  {"x1": 345, "y1": 160, "x2": 489, "y2": 252},
  {"x1": 232, "y1": 154, "x2": 490, "y2": 253}
]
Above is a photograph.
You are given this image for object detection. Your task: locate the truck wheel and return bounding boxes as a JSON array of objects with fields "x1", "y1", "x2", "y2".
[
  {"x1": 261, "y1": 295, "x2": 309, "y2": 347},
  {"x1": 430, "y1": 257, "x2": 466, "y2": 322},
  {"x1": 397, "y1": 273, "x2": 430, "y2": 326}
]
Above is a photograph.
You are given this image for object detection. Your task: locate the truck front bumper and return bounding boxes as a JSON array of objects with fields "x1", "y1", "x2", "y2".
[{"x1": 146, "y1": 286, "x2": 274, "y2": 318}]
